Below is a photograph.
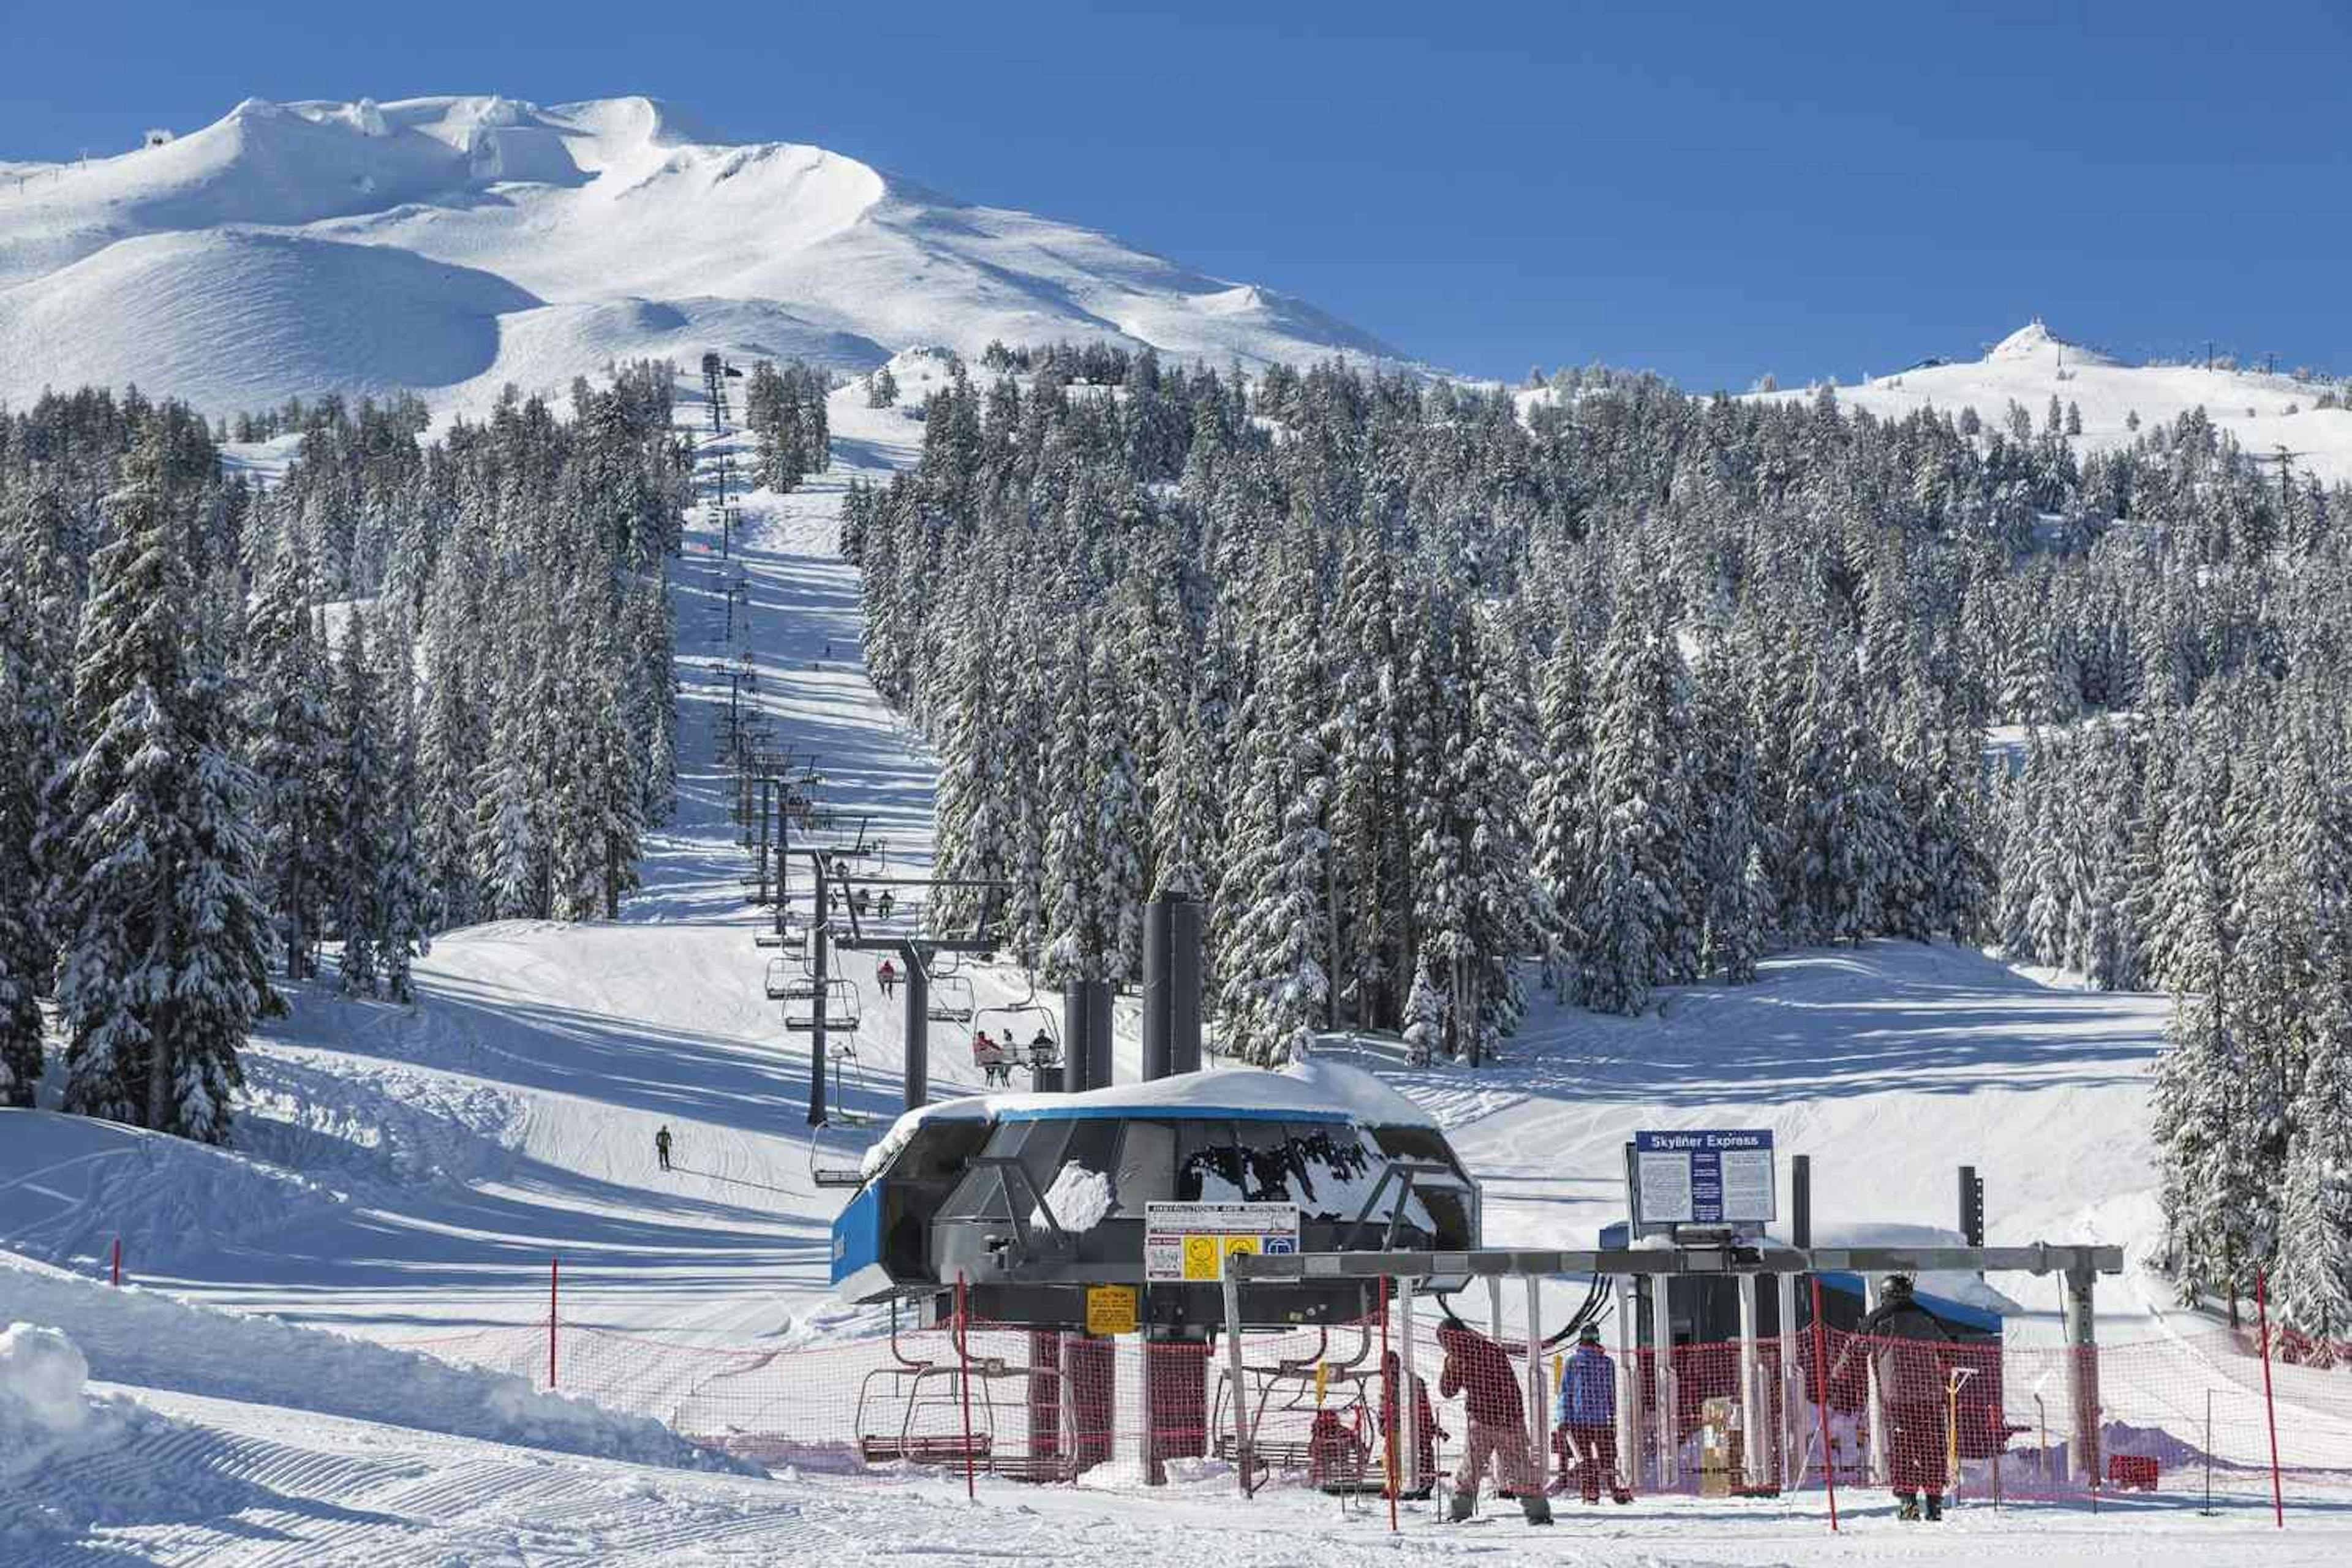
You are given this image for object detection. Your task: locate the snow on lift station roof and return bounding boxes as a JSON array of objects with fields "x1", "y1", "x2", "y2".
[{"x1": 860, "y1": 1058, "x2": 1434, "y2": 1180}]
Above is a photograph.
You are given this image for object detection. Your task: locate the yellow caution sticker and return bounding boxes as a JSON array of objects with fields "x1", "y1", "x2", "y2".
[{"x1": 1086, "y1": 1284, "x2": 1139, "y2": 1336}]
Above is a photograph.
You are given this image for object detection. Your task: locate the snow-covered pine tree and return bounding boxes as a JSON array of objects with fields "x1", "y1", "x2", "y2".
[
  {"x1": 1691, "y1": 624, "x2": 1767, "y2": 981},
  {"x1": 54, "y1": 414, "x2": 276, "y2": 1142},
  {"x1": 1214, "y1": 586, "x2": 1334, "y2": 1065},
  {"x1": 1578, "y1": 585, "x2": 1694, "y2": 1015},
  {"x1": 243, "y1": 538, "x2": 336, "y2": 979},
  {"x1": 1527, "y1": 613, "x2": 1595, "y2": 996},
  {"x1": 330, "y1": 608, "x2": 390, "y2": 995}
]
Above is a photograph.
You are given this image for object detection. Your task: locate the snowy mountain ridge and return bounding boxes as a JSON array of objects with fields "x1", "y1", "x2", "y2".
[{"x1": 0, "y1": 93, "x2": 1409, "y2": 418}]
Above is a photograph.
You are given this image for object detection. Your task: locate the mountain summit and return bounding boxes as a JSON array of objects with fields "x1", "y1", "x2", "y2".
[{"x1": 0, "y1": 94, "x2": 1407, "y2": 415}]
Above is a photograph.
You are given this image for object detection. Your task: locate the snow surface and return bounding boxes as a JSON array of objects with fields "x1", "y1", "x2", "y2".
[
  {"x1": 3, "y1": 372, "x2": 2342, "y2": 1561},
  {"x1": 0, "y1": 93, "x2": 1409, "y2": 419},
  {"x1": 1746, "y1": 317, "x2": 2352, "y2": 487}
]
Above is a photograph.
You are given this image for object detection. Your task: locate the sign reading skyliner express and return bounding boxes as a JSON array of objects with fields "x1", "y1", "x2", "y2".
[{"x1": 1628, "y1": 1129, "x2": 1776, "y2": 1231}]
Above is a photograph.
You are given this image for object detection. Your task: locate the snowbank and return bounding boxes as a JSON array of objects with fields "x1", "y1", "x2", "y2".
[
  {"x1": 0, "y1": 1321, "x2": 232, "y2": 1546},
  {"x1": 0, "y1": 1254, "x2": 753, "y2": 1474}
]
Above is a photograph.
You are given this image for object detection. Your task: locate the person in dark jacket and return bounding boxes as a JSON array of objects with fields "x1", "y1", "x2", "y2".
[
  {"x1": 1436, "y1": 1322, "x2": 1552, "y2": 1525},
  {"x1": 654, "y1": 1125, "x2": 673, "y2": 1172},
  {"x1": 1554, "y1": 1322, "x2": 1632, "y2": 1504},
  {"x1": 1832, "y1": 1274, "x2": 1954, "y2": 1521},
  {"x1": 1379, "y1": 1349, "x2": 1444, "y2": 1498}
]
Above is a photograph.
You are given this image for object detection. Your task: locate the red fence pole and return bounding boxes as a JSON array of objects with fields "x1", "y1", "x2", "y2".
[
  {"x1": 957, "y1": 1271, "x2": 978, "y2": 1502},
  {"x1": 111, "y1": 1237, "x2": 121, "y2": 1287},
  {"x1": 1380, "y1": 1278, "x2": 1398, "y2": 1533},
  {"x1": 548, "y1": 1257, "x2": 559, "y2": 1390},
  {"x1": 1809, "y1": 1276, "x2": 1839, "y2": 1534},
  {"x1": 2257, "y1": 1269, "x2": 2284, "y2": 1528}
]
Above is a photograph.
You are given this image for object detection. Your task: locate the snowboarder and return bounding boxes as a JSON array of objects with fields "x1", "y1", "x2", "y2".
[
  {"x1": 877, "y1": 958, "x2": 899, "y2": 999},
  {"x1": 1555, "y1": 1322, "x2": 1632, "y2": 1504},
  {"x1": 1436, "y1": 1321, "x2": 1553, "y2": 1525},
  {"x1": 877, "y1": 889, "x2": 895, "y2": 919},
  {"x1": 654, "y1": 1125, "x2": 673, "y2": 1172},
  {"x1": 1831, "y1": 1274, "x2": 1954, "y2": 1521}
]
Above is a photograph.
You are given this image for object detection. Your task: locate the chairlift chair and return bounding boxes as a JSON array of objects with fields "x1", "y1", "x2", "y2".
[
  {"x1": 927, "y1": 971, "x2": 976, "y2": 1025},
  {"x1": 784, "y1": 977, "x2": 862, "y2": 1032},
  {"x1": 763, "y1": 957, "x2": 794, "y2": 1001}
]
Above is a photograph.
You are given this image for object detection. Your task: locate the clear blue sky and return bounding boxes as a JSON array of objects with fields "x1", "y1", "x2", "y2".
[{"x1": 7, "y1": 1, "x2": 2346, "y2": 388}]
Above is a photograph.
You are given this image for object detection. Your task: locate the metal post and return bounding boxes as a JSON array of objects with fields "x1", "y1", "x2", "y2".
[
  {"x1": 1398, "y1": 1278, "x2": 1422, "y2": 1497},
  {"x1": 1525, "y1": 1274, "x2": 1548, "y2": 1495},
  {"x1": 903, "y1": 943, "x2": 928, "y2": 1112},
  {"x1": 1221, "y1": 1264, "x2": 1251, "y2": 1497},
  {"x1": 1615, "y1": 1276, "x2": 1639, "y2": 1490},
  {"x1": 2061, "y1": 1266, "x2": 2101, "y2": 1490},
  {"x1": 1486, "y1": 1276, "x2": 1504, "y2": 1345},
  {"x1": 1863, "y1": 1275, "x2": 1888, "y2": 1485},
  {"x1": 755, "y1": 778, "x2": 771, "y2": 905},
  {"x1": 1380, "y1": 1281, "x2": 1398, "y2": 1531},
  {"x1": 1810, "y1": 1275, "x2": 1840, "y2": 1532},
  {"x1": 1738, "y1": 1272, "x2": 1763, "y2": 1490},
  {"x1": 2257, "y1": 1269, "x2": 2283, "y2": 1528},
  {"x1": 807, "y1": 859, "x2": 829, "y2": 1127},
  {"x1": 548, "y1": 1256, "x2": 558, "y2": 1389},
  {"x1": 1776, "y1": 1270, "x2": 1800, "y2": 1493},
  {"x1": 1649, "y1": 1272, "x2": 1675, "y2": 1488}
]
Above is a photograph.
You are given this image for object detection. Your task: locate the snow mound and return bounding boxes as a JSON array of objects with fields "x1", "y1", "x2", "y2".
[
  {"x1": 0, "y1": 229, "x2": 537, "y2": 410},
  {"x1": 0, "y1": 1109, "x2": 347, "y2": 1276},
  {"x1": 0, "y1": 91, "x2": 1410, "y2": 418},
  {"x1": 1032, "y1": 1164, "x2": 1114, "y2": 1233},
  {"x1": 0, "y1": 1254, "x2": 753, "y2": 1474},
  {"x1": 1987, "y1": 317, "x2": 2119, "y2": 368},
  {"x1": 0, "y1": 1322, "x2": 221, "y2": 1545}
]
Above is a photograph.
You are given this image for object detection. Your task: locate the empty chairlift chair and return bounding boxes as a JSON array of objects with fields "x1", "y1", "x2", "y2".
[
  {"x1": 785, "y1": 977, "x2": 862, "y2": 1033},
  {"x1": 927, "y1": 972, "x2": 976, "y2": 1026}
]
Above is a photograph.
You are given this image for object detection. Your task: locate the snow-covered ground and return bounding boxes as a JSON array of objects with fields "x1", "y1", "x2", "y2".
[
  {"x1": 0, "y1": 94, "x2": 1408, "y2": 420},
  {"x1": 1747, "y1": 320, "x2": 2352, "y2": 488},
  {"x1": 5, "y1": 366, "x2": 2343, "y2": 1562}
]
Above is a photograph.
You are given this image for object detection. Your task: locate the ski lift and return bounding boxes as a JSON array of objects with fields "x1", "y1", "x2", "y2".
[
  {"x1": 1208, "y1": 1322, "x2": 1381, "y2": 1491},
  {"x1": 853, "y1": 1305, "x2": 1076, "y2": 1481},
  {"x1": 784, "y1": 977, "x2": 861, "y2": 1032},
  {"x1": 978, "y1": 971, "x2": 1060, "y2": 1070},
  {"x1": 807, "y1": 1104, "x2": 880, "y2": 1190},
  {"x1": 927, "y1": 971, "x2": 976, "y2": 1025}
]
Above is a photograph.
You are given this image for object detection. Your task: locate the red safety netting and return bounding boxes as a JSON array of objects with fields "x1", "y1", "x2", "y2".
[{"x1": 391, "y1": 1301, "x2": 2352, "y2": 1517}]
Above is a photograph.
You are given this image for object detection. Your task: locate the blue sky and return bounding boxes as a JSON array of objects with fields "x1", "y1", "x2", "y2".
[{"x1": 6, "y1": 1, "x2": 2345, "y2": 388}]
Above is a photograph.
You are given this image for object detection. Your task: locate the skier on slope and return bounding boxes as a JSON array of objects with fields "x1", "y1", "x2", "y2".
[
  {"x1": 654, "y1": 1125, "x2": 673, "y2": 1172},
  {"x1": 1830, "y1": 1274, "x2": 1954, "y2": 1521},
  {"x1": 1435, "y1": 1321, "x2": 1553, "y2": 1525}
]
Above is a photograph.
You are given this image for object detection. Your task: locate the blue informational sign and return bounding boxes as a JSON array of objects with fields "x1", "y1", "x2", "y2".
[{"x1": 1630, "y1": 1129, "x2": 1776, "y2": 1229}]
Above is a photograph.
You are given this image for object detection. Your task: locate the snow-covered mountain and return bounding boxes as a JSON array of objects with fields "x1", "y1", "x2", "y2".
[
  {"x1": 0, "y1": 94, "x2": 1407, "y2": 418},
  {"x1": 1751, "y1": 317, "x2": 2352, "y2": 487}
]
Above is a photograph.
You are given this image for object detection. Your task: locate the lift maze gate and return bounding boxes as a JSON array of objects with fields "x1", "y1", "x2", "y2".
[{"x1": 1221, "y1": 1240, "x2": 2136, "y2": 1509}]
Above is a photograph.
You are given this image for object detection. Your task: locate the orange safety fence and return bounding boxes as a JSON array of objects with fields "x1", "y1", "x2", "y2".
[{"x1": 393, "y1": 1307, "x2": 2352, "y2": 1514}]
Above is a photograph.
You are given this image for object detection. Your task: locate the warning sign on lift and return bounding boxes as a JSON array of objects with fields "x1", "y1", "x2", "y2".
[
  {"x1": 1086, "y1": 1284, "x2": 1139, "y2": 1336},
  {"x1": 1144, "y1": 1202, "x2": 1300, "y2": 1283}
]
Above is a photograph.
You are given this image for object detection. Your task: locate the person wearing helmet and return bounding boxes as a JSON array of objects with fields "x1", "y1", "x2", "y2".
[
  {"x1": 1554, "y1": 1320, "x2": 1633, "y2": 1504},
  {"x1": 1833, "y1": 1274, "x2": 1955, "y2": 1521}
]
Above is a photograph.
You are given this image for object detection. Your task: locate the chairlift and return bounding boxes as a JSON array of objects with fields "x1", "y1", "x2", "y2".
[
  {"x1": 763, "y1": 957, "x2": 795, "y2": 1001},
  {"x1": 978, "y1": 970, "x2": 1060, "y2": 1068},
  {"x1": 926, "y1": 971, "x2": 976, "y2": 1025},
  {"x1": 853, "y1": 1307, "x2": 1076, "y2": 1480},
  {"x1": 1208, "y1": 1322, "x2": 1382, "y2": 1491},
  {"x1": 785, "y1": 977, "x2": 861, "y2": 1032}
]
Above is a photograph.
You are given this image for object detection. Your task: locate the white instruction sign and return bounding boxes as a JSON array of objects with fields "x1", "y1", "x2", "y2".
[{"x1": 1144, "y1": 1201, "x2": 1300, "y2": 1283}]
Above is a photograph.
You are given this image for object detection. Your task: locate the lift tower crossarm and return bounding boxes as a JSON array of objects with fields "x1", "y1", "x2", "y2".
[{"x1": 1227, "y1": 1243, "x2": 2124, "y2": 1282}]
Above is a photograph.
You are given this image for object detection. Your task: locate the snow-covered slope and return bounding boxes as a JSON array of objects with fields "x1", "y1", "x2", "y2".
[
  {"x1": 1750, "y1": 318, "x2": 2352, "y2": 487},
  {"x1": 0, "y1": 94, "x2": 1406, "y2": 418}
]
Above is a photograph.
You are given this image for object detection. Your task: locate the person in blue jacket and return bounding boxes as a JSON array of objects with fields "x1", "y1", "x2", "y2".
[{"x1": 1555, "y1": 1321, "x2": 1632, "y2": 1504}]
